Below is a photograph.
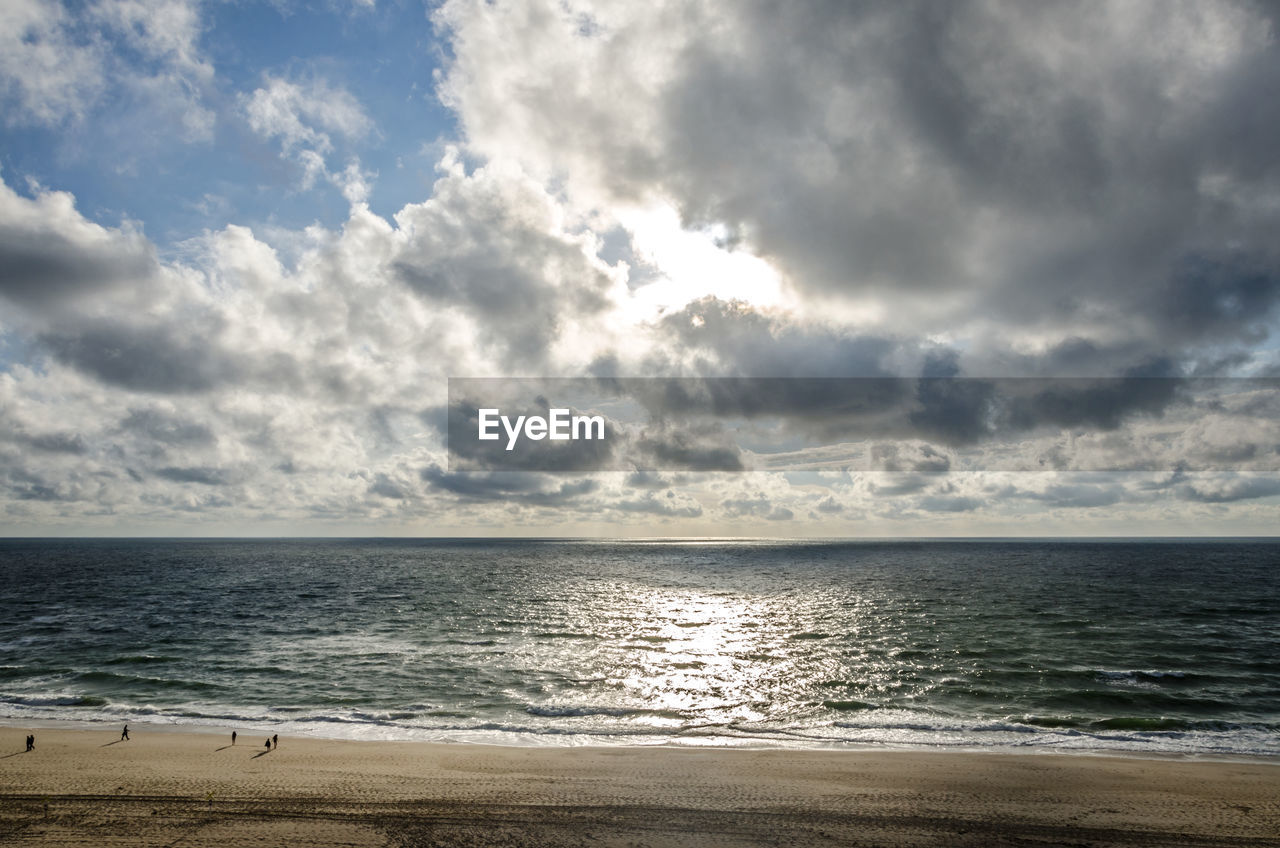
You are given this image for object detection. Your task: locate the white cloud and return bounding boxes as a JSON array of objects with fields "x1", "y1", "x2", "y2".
[
  {"x1": 0, "y1": 156, "x2": 630, "y2": 529},
  {"x1": 0, "y1": 0, "x2": 105, "y2": 126},
  {"x1": 0, "y1": 0, "x2": 215, "y2": 141},
  {"x1": 91, "y1": 0, "x2": 213, "y2": 81},
  {"x1": 242, "y1": 74, "x2": 375, "y2": 200},
  {"x1": 242, "y1": 75, "x2": 372, "y2": 154}
]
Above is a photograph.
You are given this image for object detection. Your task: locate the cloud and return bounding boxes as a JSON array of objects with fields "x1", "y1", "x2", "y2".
[
  {"x1": 421, "y1": 464, "x2": 600, "y2": 506},
  {"x1": 154, "y1": 465, "x2": 236, "y2": 486},
  {"x1": 437, "y1": 0, "x2": 1280, "y2": 358},
  {"x1": 242, "y1": 75, "x2": 372, "y2": 154},
  {"x1": 367, "y1": 471, "x2": 415, "y2": 500},
  {"x1": 625, "y1": 470, "x2": 677, "y2": 489},
  {"x1": 0, "y1": 179, "x2": 158, "y2": 310},
  {"x1": 92, "y1": 0, "x2": 213, "y2": 84},
  {"x1": 241, "y1": 74, "x2": 374, "y2": 197},
  {"x1": 1178, "y1": 475, "x2": 1280, "y2": 503},
  {"x1": 720, "y1": 490, "x2": 791, "y2": 520},
  {"x1": 868, "y1": 474, "x2": 935, "y2": 497},
  {"x1": 634, "y1": 424, "x2": 745, "y2": 472},
  {"x1": 613, "y1": 490, "x2": 703, "y2": 518},
  {"x1": 655, "y1": 297, "x2": 899, "y2": 378},
  {"x1": 916, "y1": 494, "x2": 983, "y2": 514},
  {"x1": 3, "y1": 0, "x2": 1280, "y2": 534},
  {"x1": 8, "y1": 431, "x2": 88, "y2": 455},
  {"x1": 611, "y1": 373, "x2": 1192, "y2": 457},
  {"x1": 0, "y1": 0, "x2": 104, "y2": 125},
  {"x1": 0, "y1": 0, "x2": 215, "y2": 141},
  {"x1": 392, "y1": 153, "x2": 623, "y2": 368},
  {"x1": 0, "y1": 155, "x2": 624, "y2": 526},
  {"x1": 118, "y1": 407, "x2": 216, "y2": 446},
  {"x1": 39, "y1": 320, "x2": 243, "y2": 394}
]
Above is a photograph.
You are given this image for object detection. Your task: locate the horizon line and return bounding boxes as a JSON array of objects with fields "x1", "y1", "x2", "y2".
[{"x1": 2, "y1": 534, "x2": 1278, "y2": 542}]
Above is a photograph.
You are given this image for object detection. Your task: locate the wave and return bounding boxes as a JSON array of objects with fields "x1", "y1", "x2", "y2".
[
  {"x1": 1096, "y1": 669, "x2": 1190, "y2": 684},
  {"x1": 524, "y1": 704, "x2": 687, "y2": 720},
  {"x1": 821, "y1": 700, "x2": 877, "y2": 712},
  {"x1": 104, "y1": 655, "x2": 182, "y2": 665},
  {"x1": 1, "y1": 693, "x2": 108, "y2": 707},
  {"x1": 72, "y1": 671, "x2": 225, "y2": 693},
  {"x1": 2, "y1": 696, "x2": 1276, "y2": 756}
]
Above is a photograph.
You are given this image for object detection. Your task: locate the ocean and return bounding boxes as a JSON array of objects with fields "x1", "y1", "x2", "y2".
[{"x1": 1, "y1": 538, "x2": 1277, "y2": 756}]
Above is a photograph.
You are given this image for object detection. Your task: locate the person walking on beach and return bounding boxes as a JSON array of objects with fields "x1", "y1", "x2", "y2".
[
  {"x1": 265, "y1": 738, "x2": 271, "y2": 750},
  {"x1": 231, "y1": 731, "x2": 237, "y2": 746},
  {"x1": 25, "y1": 734, "x2": 33, "y2": 751},
  {"x1": 121, "y1": 725, "x2": 129, "y2": 741},
  {"x1": 272, "y1": 734, "x2": 278, "y2": 749}
]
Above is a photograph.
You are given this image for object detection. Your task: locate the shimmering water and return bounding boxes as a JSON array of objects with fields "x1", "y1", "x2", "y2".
[{"x1": 1, "y1": 538, "x2": 1277, "y2": 755}]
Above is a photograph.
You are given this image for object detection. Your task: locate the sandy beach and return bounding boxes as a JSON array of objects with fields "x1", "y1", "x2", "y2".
[{"x1": 0, "y1": 727, "x2": 1275, "y2": 846}]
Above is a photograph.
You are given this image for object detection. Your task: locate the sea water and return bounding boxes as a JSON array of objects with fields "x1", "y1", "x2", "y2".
[{"x1": 1, "y1": 538, "x2": 1276, "y2": 755}]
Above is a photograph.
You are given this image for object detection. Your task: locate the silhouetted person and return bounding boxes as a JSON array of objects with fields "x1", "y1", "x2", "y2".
[
  {"x1": 272, "y1": 734, "x2": 278, "y2": 749},
  {"x1": 264, "y1": 738, "x2": 271, "y2": 750},
  {"x1": 121, "y1": 725, "x2": 129, "y2": 741},
  {"x1": 26, "y1": 734, "x2": 33, "y2": 751},
  {"x1": 231, "y1": 731, "x2": 237, "y2": 746}
]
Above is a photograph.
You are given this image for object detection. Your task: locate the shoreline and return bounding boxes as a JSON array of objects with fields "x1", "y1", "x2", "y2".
[
  {"x1": 3, "y1": 716, "x2": 1277, "y2": 764},
  {"x1": 2, "y1": 726, "x2": 1277, "y2": 846}
]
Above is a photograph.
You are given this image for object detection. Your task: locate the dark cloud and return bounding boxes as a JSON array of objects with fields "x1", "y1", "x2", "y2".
[
  {"x1": 154, "y1": 466, "x2": 234, "y2": 486},
  {"x1": 997, "y1": 375, "x2": 1181, "y2": 434},
  {"x1": 14, "y1": 431, "x2": 88, "y2": 455},
  {"x1": 624, "y1": 470, "x2": 675, "y2": 489},
  {"x1": 39, "y1": 321, "x2": 241, "y2": 394},
  {"x1": 1, "y1": 464, "x2": 66, "y2": 502},
  {"x1": 1154, "y1": 254, "x2": 1280, "y2": 342},
  {"x1": 367, "y1": 473, "x2": 413, "y2": 500},
  {"x1": 1019, "y1": 483, "x2": 1125, "y2": 510},
  {"x1": 444, "y1": 0, "x2": 1280, "y2": 359},
  {"x1": 642, "y1": 303, "x2": 1194, "y2": 449},
  {"x1": 13, "y1": 482, "x2": 65, "y2": 501},
  {"x1": 869, "y1": 474, "x2": 935, "y2": 497},
  {"x1": 613, "y1": 491, "x2": 703, "y2": 518},
  {"x1": 625, "y1": 374, "x2": 1187, "y2": 450},
  {"x1": 657, "y1": 297, "x2": 898, "y2": 377},
  {"x1": 869, "y1": 444, "x2": 950, "y2": 473},
  {"x1": 420, "y1": 464, "x2": 600, "y2": 506},
  {"x1": 119, "y1": 408, "x2": 216, "y2": 446},
  {"x1": 443, "y1": 374, "x2": 1277, "y2": 473},
  {"x1": 634, "y1": 425, "x2": 745, "y2": 472},
  {"x1": 916, "y1": 494, "x2": 982, "y2": 513},
  {"x1": 0, "y1": 197, "x2": 157, "y2": 309}
]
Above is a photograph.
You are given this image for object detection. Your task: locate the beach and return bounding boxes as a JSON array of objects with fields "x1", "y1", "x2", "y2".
[{"x1": 1, "y1": 727, "x2": 1276, "y2": 847}]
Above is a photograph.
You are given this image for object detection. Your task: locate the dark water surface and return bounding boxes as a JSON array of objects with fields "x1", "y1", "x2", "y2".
[{"x1": 1, "y1": 538, "x2": 1277, "y2": 754}]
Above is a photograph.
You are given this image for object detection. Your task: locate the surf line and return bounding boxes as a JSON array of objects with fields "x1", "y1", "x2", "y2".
[{"x1": 478, "y1": 408, "x2": 605, "y2": 451}]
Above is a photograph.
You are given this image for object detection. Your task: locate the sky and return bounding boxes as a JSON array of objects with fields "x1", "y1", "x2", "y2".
[{"x1": 1, "y1": 0, "x2": 1279, "y2": 536}]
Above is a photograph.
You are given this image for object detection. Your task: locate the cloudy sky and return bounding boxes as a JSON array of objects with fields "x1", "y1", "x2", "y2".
[{"x1": 2, "y1": 0, "x2": 1279, "y2": 536}]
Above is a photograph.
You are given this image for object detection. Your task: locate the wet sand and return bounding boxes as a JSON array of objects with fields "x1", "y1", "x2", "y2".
[{"x1": 1, "y1": 727, "x2": 1277, "y2": 846}]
